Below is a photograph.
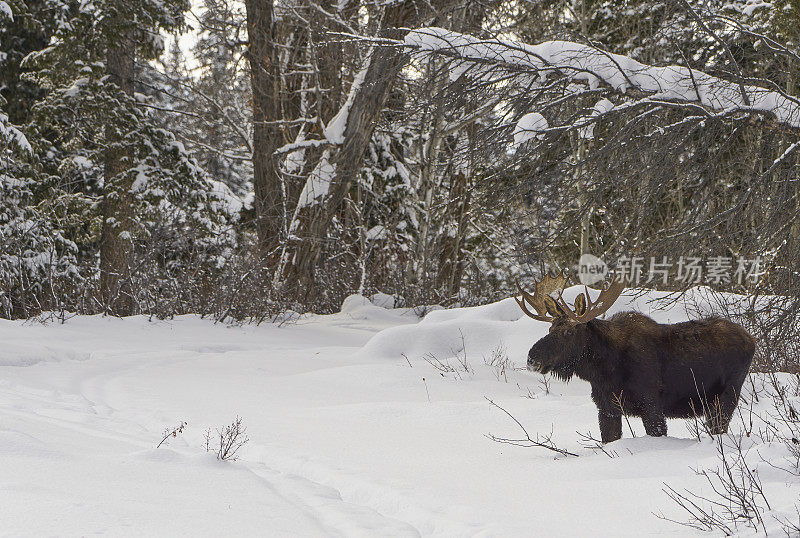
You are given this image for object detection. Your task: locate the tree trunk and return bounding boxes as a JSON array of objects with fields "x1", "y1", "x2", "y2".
[
  {"x1": 435, "y1": 170, "x2": 470, "y2": 299},
  {"x1": 434, "y1": 1, "x2": 485, "y2": 299},
  {"x1": 577, "y1": 0, "x2": 591, "y2": 258},
  {"x1": 276, "y1": 0, "x2": 420, "y2": 301},
  {"x1": 100, "y1": 31, "x2": 136, "y2": 316},
  {"x1": 577, "y1": 137, "x2": 590, "y2": 256},
  {"x1": 245, "y1": 0, "x2": 283, "y2": 256},
  {"x1": 414, "y1": 60, "x2": 447, "y2": 287}
]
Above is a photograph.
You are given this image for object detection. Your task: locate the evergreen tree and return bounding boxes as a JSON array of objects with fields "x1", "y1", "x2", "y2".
[
  {"x1": 16, "y1": 0, "x2": 238, "y2": 315},
  {"x1": 155, "y1": 1, "x2": 252, "y2": 197}
]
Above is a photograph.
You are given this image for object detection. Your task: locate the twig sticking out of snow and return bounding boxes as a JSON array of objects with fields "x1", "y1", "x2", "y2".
[
  {"x1": 205, "y1": 416, "x2": 249, "y2": 461},
  {"x1": 157, "y1": 421, "x2": 188, "y2": 448},
  {"x1": 485, "y1": 397, "x2": 578, "y2": 457}
]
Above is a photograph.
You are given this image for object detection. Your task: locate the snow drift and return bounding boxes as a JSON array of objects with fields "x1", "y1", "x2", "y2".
[{"x1": 0, "y1": 289, "x2": 798, "y2": 536}]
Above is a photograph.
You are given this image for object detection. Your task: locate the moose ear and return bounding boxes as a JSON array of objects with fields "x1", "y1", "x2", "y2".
[
  {"x1": 544, "y1": 296, "x2": 565, "y2": 318},
  {"x1": 574, "y1": 293, "x2": 587, "y2": 317}
]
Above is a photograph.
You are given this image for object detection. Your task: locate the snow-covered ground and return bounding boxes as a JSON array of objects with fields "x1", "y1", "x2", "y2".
[{"x1": 1, "y1": 289, "x2": 798, "y2": 536}]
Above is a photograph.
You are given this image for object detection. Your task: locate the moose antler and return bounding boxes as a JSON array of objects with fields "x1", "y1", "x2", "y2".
[
  {"x1": 515, "y1": 271, "x2": 568, "y2": 322},
  {"x1": 517, "y1": 272, "x2": 625, "y2": 323}
]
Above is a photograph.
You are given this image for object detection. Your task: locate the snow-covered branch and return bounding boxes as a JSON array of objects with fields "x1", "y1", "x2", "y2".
[
  {"x1": 0, "y1": 111, "x2": 31, "y2": 154},
  {"x1": 404, "y1": 27, "x2": 800, "y2": 131}
]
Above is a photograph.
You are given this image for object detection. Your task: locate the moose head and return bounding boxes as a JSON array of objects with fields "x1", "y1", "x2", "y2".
[{"x1": 516, "y1": 272, "x2": 625, "y2": 381}]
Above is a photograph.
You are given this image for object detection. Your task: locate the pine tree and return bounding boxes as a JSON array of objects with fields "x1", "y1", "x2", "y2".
[
  {"x1": 155, "y1": 1, "x2": 252, "y2": 197},
  {"x1": 18, "y1": 0, "x2": 238, "y2": 316}
]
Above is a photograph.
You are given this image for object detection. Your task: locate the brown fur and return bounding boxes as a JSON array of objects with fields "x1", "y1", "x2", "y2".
[{"x1": 527, "y1": 311, "x2": 755, "y2": 442}]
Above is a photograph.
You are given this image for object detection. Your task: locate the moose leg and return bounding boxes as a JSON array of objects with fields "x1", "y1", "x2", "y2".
[
  {"x1": 638, "y1": 396, "x2": 667, "y2": 437},
  {"x1": 642, "y1": 412, "x2": 667, "y2": 437},
  {"x1": 599, "y1": 411, "x2": 622, "y2": 443}
]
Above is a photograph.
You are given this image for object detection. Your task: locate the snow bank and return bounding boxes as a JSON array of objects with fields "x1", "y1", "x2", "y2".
[
  {"x1": 338, "y1": 293, "x2": 416, "y2": 324},
  {"x1": 1, "y1": 289, "x2": 797, "y2": 536},
  {"x1": 0, "y1": 342, "x2": 90, "y2": 367},
  {"x1": 360, "y1": 285, "x2": 702, "y2": 362}
]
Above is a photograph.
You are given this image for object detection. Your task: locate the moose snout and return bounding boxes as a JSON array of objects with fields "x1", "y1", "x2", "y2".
[{"x1": 527, "y1": 348, "x2": 540, "y2": 372}]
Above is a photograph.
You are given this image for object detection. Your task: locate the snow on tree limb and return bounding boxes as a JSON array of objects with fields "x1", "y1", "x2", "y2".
[
  {"x1": 513, "y1": 113, "x2": 547, "y2": 146},
  {"x1": 291, "y1": 149, "x2": 335, "y2": 221},
  {"x1": 283, "y1": 47, "x2": 374, "y2": 222},
  {"x1": 0, "y1": 1, "x2": 12, "y2": 20},
  {"x1": 324, "y1": 48, "x2": 374, "y2": 144},
  {"x1": 404, "y1": 27, "x2": 800, "y2": 130},
  {"x1": 1, "y1": 111, "x2": 31, "y2": 154}
]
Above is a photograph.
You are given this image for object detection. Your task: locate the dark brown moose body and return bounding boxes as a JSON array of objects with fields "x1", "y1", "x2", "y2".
[{"x1": 517, "y1": 274, "x2": 755, "y2": 442}]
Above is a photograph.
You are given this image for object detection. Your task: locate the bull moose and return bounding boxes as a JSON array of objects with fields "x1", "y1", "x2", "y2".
[{"x1": 517, "y1": 273, "x2": 755, "y2": 442}]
